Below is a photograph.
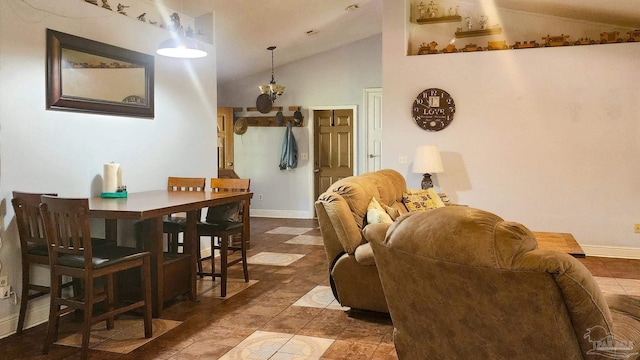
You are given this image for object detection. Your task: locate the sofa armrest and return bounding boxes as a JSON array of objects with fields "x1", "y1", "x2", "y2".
[
  {"x1": 354, "y1": 243, "x2": 376, "y2": 266},
  {"x1": 362, "y1": 223, "x2": 392, "y2": 245}
]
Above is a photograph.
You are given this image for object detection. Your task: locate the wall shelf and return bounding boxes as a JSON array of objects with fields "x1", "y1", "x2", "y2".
[
  {"x1": 416, "y1": 15, "x2": 461, "y2": 24},
  {"x1": 455, "y1": 27, "x2": 502, "y2": 38}
]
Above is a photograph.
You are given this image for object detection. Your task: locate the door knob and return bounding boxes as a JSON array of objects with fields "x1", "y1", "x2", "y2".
[
  {"x1": 369, "y1": 154, "x2": 379, "y2": 158},
  {"x1": 314, "y1": 169, "x2": 320, "y2": 173}
]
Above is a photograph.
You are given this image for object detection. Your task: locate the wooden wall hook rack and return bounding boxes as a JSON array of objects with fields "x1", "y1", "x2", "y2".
[{"x1": 233, "y1": 105, "x2": 304, "y2": 127}]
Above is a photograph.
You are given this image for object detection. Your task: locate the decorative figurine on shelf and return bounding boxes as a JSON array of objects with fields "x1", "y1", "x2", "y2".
[
  {"x1": 137, "y1": 13, "x2": 146, "y2": 22},
  {"x1": 170, "y1": 12, "x2": 181, "y2": 32},
  {"x1": 418, "y1": 2, "x2": 427, "y2": 19},
  {"x1": 479, "y1": 15, "x2": 488, "y2": 30},
  {"x1": 101, "y1": 0, "x2": 112, "y2": 10},
  {"x1": 417, "y1": 41, "x2": 439, "y2": 55},
  {"x1": 465, "y1": 15, "x2": 473, "y2": 30},
  {"x1": 428, "y1": 1, "x2": 438, "y2": 18},
  {"x1": 448, "y1": 7, "x2": 454, "y2": 16},
  {"x1": 455, "y1": 5, "x2": 460, "y2": 16},
  {"x1": 117, "y1": 3, "x2": 129, "y2": 15}
]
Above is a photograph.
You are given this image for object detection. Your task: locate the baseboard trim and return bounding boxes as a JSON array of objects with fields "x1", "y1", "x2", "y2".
[
  {"x1": 0, "y1": 296, "x2": 49, "y2": 339},
  {"x1": 582, "y1": 245, "x2": 640, "y2": 259},
  {"x1": 251, "y1": 209, "x2": 314, "y2": 219}
]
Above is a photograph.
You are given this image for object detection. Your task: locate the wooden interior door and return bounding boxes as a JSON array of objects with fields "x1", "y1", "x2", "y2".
[
  {"x1": 314, "y1": 109, "x2": 354, "y2": 200},
  {"x1": 217, "y1": 107, "x2": 236, "y2": 177}
]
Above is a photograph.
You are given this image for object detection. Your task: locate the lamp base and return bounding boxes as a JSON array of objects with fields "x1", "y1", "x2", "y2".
[{"x1": 421, "y1": 173, "x2": 434, "y2": 189}]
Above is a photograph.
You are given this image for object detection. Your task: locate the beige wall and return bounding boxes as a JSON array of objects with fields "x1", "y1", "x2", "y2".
[{"x1": 383, "y1": 1, "x2": 640, "y2": 253}]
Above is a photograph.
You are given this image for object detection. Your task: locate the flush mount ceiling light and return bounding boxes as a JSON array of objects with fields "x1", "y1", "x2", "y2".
[
  {"x1": 157, "y1": 36, "x2": 207, "y2": 58},
  {"x1": 256, "y1": 46, "x2": 285, "y2": 114}
]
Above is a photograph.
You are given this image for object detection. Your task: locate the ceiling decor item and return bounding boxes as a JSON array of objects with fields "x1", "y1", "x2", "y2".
[
  {"x1": 256, "y1": 46, "x2": 285, "y2": 114},
  {"x1": 412, "y1": 145, "x2": 444, "y2": 189},
  {"x1": 412, "y1": 88, "x2": 455, "y2": 131}
]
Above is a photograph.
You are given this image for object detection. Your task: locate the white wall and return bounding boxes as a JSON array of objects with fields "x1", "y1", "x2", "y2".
[
  {"x1": 383, "y1": 1, "x2": 640, "y2": 253},
  {"x1": 0, "y1": 0, "x2": 216, "y2": 332},
  {"x1": 218, "y1": 34, "x2": 382, "y2": 218}
]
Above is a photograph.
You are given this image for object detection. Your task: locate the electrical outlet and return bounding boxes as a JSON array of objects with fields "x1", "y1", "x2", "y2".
[
  {"x1": 0, "y1": 275, "x2": 7, "y2": 287},
  {"x1": 300, "y1": 152, "x2": 308, "y2": 160},
  {"x1": 258, "y1": 194, "x2": 264, "y2": 201},
  {"x1": 399, "y1": 156, "x2": 408, "y2": 164},
  {"x1": 0, "y1": 286, "x2": 10, "y2": 299},
  {"x1": 635, "y1": 224, "x2": 640, "y2": 234}
]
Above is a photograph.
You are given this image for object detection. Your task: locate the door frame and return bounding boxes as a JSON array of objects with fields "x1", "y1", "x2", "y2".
[
  {"x1": 308, "y1": 105, "x2": 358, "y2": 217},
  {"x1": 364, "y1": 88, "x2": 383, "y2": 172}
]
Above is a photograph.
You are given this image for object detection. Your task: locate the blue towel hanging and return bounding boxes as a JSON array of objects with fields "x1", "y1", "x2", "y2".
[{"x1": 279, "y1": 122, "x2": 298, "y2": 170}]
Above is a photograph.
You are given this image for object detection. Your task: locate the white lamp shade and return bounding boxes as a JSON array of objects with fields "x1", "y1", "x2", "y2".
[
  {"x1": 412, "y1": 145, "x2": 444, "y2": 174},
  {"x1": 157, "y1": 37, "x2": 207, "y2": 58}
]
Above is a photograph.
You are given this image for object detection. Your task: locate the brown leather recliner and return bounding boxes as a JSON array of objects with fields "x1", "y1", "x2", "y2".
[
  {"x1": 369, "y1": 206, "x2": 640, "y2": 359},
  {"x1": 315, "y1": 169, "x2": 408, "y2": 313}
]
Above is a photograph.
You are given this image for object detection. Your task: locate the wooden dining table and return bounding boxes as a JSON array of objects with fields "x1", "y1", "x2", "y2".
[{"x1": 88, "y1": 190, "x2": 252, "y2": 317}]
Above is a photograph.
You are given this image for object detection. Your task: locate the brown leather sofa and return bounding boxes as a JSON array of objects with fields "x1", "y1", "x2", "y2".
[
  {"x1": 315, "y1": 169, "x2": 409, "y2": 313},
  {"x1": 370, "y1": 206, "x2": 640, "y2": 359}
]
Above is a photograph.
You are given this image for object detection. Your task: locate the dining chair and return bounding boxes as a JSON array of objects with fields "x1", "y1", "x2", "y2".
[
  {"x1": 11, "y1": 191, "x2": 116, "y2": 334},
  {"x1": 39, "y1": 195, "x2": 152, "y2": 360},
  {"x1": 163, "y1": 177, "x2": 206, "y2": 253},
  {"x1": 11, "y1": 191, "x2": 67, "y2": 335},
  {"x1": 197, "y1": 178, "x2": 250, "y2": 297}
]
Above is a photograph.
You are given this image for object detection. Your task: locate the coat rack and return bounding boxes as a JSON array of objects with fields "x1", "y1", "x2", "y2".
[{"x1": 234, "y1": 106, "x2": 304, "y2": 127}]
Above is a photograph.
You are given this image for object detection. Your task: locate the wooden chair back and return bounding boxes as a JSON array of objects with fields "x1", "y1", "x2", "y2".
[
  {"x1": 12, "y1": 191, "x2": 61, "y2": 334},
  {"x1": 168, "y1": 177, "x2": 206, "y2": 192},
  {"x1": 12, "y1": 191, "x2": 56, "y2": 251},
  {"x1": 39, "y1": 196, "x2": 94, "y2": 268},
  {"x1": 210, "y1": 178, "x2": 250, "y2": 193}
]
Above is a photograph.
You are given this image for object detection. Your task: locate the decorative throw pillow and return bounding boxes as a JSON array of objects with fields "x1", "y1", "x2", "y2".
[
  {"x1": 205, "y1": 202, "x2": 241, "y2": 222},
  {"x1": 381, "y1": 203, "x2": 401, "y2": 220},
  {"x1": 403, "y1": 188, "x2": 446, "y2": 211},
  {"x1": 367, "y1": 197, "x2": 393, "y2": 224}
]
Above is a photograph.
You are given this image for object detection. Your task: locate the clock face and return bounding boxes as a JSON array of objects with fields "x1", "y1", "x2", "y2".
[{"x1": 412, "y1": 88, "x2": 456, "y2": 131}]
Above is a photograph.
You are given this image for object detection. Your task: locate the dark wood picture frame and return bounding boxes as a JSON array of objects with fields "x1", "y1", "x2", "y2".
[{"x1": 46, "y1": 29, "x2": 154, "y2": 118}]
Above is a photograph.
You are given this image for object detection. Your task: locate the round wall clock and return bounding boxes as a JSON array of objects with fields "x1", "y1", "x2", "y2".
[{"x1": 412, "y1": 88, "x2": 456, "y2": 131}]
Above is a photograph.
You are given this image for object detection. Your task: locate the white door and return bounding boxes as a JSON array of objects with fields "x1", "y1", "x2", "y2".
[{"x1": 365, "y1": 88, "x2": 383, "y2": 172}]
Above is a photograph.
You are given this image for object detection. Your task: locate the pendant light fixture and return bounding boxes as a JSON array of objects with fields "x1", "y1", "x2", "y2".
[
  {"x1": 156, "y1": 4, "x2": 207, "y2": 59},
  {"x1": 157, "y1": 35, "x2": 207, "y2": 58},
  {"x1": 256, "y1": 46, "x2": 285, "y2": 114}
]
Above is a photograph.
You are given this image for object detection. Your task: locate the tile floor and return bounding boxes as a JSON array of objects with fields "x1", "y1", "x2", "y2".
[{"x1": 2, "y1": 217, "x2": 640, "y2": 359}]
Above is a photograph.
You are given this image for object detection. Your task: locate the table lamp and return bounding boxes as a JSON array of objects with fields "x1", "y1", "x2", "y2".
[{"x1": 412, "y1": 145, "x2": 444, "y2": 189}]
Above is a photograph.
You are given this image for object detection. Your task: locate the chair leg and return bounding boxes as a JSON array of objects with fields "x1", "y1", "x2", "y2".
[
  {"x1": 43, "y1": 275, "x2": 62, "y2": 354},
  {"x1": 220, "y1": 235, "x2": 228, "y2": 297},
  {"x1": 141, "y1": 257, "x2": 153, "y2": 338},
  {"x1": 17, "y1": 262, "x2": 31, "y2": 334},
  {"x1": 106, "y1": 274, "x2": 115, "y2": 330},
  {"x1": 80, "y1": 277, "x2": 94, "y2": 360},
  {"x1": 211, "y1": 236, "x2": 217, "y2": 279},
  {"x1": 197, "y1": 237, "x2": 204, "y2": 278},
  {"x1": 241, "y1": 235, "x2": 249, "y2": 282}
]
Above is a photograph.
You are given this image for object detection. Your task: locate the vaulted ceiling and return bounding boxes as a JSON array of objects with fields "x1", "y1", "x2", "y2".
[{"x1": 156, "y1": 0, "x2": 639, "y2": 84}]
